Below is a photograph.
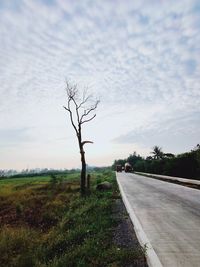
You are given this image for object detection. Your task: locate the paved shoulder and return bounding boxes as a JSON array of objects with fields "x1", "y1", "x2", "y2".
[{"x1": 117, "y1": 172, "x2": 200, "y2": 267}]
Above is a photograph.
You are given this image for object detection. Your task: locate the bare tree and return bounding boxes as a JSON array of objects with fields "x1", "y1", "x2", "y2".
[{"x1": 63, "y1": 81, "x2": 100, "y2": 195}]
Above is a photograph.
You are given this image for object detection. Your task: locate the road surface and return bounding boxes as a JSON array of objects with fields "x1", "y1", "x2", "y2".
[{"x1": 116, "y1": 172, "x2": 200, "y2": 267}]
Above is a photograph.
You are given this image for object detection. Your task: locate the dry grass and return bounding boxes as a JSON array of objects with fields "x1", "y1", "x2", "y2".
[{"x1": 0, "y1": 170, "x2": 146, "y2": 267}]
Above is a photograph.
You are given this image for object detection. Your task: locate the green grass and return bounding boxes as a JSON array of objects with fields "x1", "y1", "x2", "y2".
[
  {"x1": 0, "y1": 170, "x2": 145, "y2": 267},
  {"x1": 0, "y1": 173, "x2": 79, "y2": 186}
]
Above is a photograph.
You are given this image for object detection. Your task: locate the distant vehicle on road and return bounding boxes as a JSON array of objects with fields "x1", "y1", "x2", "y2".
[
  {"x1": 116, "y1": 165, "x2": 122, "y2": 172},
  {"x1": 125, "y1": 162, "x2": 133, "y2": 173}
]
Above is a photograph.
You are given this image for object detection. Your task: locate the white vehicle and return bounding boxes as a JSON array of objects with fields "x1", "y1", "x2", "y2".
[{"x1": 124, "y1": 162, "x2": 133, "y2": 173}]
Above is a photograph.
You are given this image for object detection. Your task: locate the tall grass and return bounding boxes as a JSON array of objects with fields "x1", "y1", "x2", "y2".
[{"x1": 0, "y1": 171, "x2": 145, "y2": 267}]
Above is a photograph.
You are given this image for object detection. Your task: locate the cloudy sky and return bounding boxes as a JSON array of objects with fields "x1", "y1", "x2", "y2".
[{"x1": 0, "y1": 0, "x2": 200, "y2": 170}]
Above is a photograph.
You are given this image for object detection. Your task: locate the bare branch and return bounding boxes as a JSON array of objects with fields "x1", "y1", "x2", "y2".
[
  {"x1": 64, "y1": 80, "x2": 99, "y2": 134},
  {"x1": 71, "y1": 97, "x2": 80, "y2": 124},
  {"x1": 65, "y1": 81, "x2": 78, "y2": 101},
  {"x1": 63, "y1": 103, "x2": 79, "y2": 136},
  {"x1": 81, "y1": 114, "x2": 96, "y2": 124},
  {"x1": 65, "y1": 82, "x2": 81, "y2": 128},
  {"x1": 77, "y1": 95, "x2": 92, "y2": 109},
  {"x1": 80, "y1": 100, "x2": 100, "y2": 123},
  {"x1": 82, "y1": 141, "x2": 93, "y2": 146},
  {"x1": 63, "y1": 106, "x2": 70, "y2": 112}
]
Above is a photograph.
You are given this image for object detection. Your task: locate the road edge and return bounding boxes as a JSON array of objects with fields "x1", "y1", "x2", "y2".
[
  {"x1": 116, "y1": 173, "x2": 163, "y2": 267},
  {"x1": 135, "y1": 172, "x2": 200, "y2": 186}
]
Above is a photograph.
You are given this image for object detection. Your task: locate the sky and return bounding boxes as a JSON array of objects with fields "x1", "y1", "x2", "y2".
[{"x1": 0, "y1": 0, "x2": 200, "y2": 170}]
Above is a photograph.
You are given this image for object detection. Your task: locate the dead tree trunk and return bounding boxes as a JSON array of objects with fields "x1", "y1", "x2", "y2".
[
  {"x1": 80, "y1": 144, "x2": 86, "y2": 195},
  {"x1": 63, "y1": 82, "x2": 99, "y2": 196}
]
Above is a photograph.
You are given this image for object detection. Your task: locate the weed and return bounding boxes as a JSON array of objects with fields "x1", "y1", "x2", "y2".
[
  {"x1": 15, "y1": 203, "x2": 23, "y2": 217},
  {"x1": 50, "y1": 174, "x2": 58, "y2": 187},
  {"x1": 96, "y1": 174, "x2": 103, "y2": 185},
  {"x1": 0, "y1": 170, "x2": 146, "y2": 267}
]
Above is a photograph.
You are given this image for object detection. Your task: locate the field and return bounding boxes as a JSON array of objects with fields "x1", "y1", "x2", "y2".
[{"x1": 0, "y1": 170, "x2": 146, "y2": 267}]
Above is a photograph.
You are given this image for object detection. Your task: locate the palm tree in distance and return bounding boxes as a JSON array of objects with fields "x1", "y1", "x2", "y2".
[{"x1": 151, "y1": 145, "x2": 164, "y2": 160}]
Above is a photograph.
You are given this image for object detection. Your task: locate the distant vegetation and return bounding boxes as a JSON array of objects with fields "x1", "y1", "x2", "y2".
[
  {"x1": 0, "y1": 167, "x2": 110, "y2": 180},
  {"x1": 113, "y1": 144, "x2": 200, "y2": 179},
  {"x1": 0, "y1": 169, "x2": 76, "y2": 179}
]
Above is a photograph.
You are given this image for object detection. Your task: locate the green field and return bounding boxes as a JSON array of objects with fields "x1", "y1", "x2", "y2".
[{"x1": 0, "y1": 170, "x2": 145, "y2": 267}]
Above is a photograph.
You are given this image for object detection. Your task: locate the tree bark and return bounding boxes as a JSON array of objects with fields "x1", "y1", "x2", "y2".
[{"x1": 80, "y1": 145, "x2": 86, "y2": 196}]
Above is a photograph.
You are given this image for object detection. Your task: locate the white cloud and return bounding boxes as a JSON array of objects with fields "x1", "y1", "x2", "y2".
[{"x1": 0, "y1": 0, "x2": 199, "y2": 169}]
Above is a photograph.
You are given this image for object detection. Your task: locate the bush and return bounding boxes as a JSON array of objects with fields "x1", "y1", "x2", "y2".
[
  {"x1": 0, "y1": 227, "x2": 39, "y2": 267},
  {"x1": 114, "y1": 145, "x2": 200, "y2": 179}
]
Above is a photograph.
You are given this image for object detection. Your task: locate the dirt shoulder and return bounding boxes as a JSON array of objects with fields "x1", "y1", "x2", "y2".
[{"x1": 113, "y1": 198, "x2": 148, "y2": 267}]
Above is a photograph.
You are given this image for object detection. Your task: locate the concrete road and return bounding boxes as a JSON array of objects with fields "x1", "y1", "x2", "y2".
[{"x1": 117, "y1": 172, "x2": 200, "y2": 267}]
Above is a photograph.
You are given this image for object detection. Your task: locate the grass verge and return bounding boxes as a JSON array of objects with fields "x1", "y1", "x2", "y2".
[{"x1": 0, "y1": 170, "x2": 146, "y2": 267}]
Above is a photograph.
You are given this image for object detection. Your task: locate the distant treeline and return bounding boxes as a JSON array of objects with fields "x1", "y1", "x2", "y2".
[
  {"x1": 113, "y1": 145, "x2": 200, "y2": 179},
  {"x1": 0, "y1": 169, "x2": 76, "y2": 180},
  {"x1": 0, "y1": 166, "x2": 111, "y2": 180}
]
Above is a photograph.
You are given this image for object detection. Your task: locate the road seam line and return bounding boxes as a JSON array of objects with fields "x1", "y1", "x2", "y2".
[{"x1": 116, "y1": 173, "x2": 163, "y2": 267}]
